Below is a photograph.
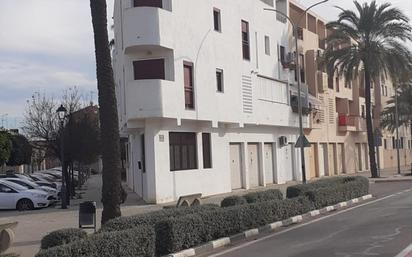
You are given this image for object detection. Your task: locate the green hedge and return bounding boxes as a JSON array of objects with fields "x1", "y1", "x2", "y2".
[
  {"x1": 221, "y1": 189, "x2": 283, "y2": 207},
  {"x1": 286, "y1": 176, "x2": 369, "y2": 209},
  {"x1": 220, "y1": 196, "x2": 247, "y2": 207},
  {"x1": 156, "y1": 197, "x2": 313, "y2": 255},
  {"x1": 101, "y1": 204, "x2": 220, "y2": 233},
  {"x1": 36, "y1": 226, "x2": 154, "y2": 257},
  {"x1": 40, "y1": 228, "x2": 88, "y2": 249}
]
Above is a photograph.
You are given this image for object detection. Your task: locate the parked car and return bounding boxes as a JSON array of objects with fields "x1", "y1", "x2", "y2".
[
  {"x1": 0, "y1": 180, "x2": 50, "y2": 211},
  {"x1": 0, "y1": 173, "x2": 33, "y2": 181},
  {"x1": 3, "y1": 178, "x2": 58, "y2": 200},
  {"x1": 29, "y1": 175, "x2": 62, "y2": 192}
]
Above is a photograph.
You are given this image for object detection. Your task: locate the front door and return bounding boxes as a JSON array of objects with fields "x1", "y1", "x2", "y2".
[
  {"x1": 264, "y1": 143, "x2": 274, "y2": 184},
  {"x1": 248, "y1": 143, "x2": 260, "y2": 188},
  {"x1": 230, "y1": 144, "x2": 242, "y2": 190}
]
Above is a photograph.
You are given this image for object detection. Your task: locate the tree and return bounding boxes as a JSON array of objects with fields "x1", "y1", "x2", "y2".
[
  {"x1": 90, "y1": 0, "x2": 122, "y2": 223},
  {"x1": 324, "y1": 1, "x2": 412, "y2": 178},
  {"x1": 7, "y1": 134, "x2": 32, "y2": 166},
  {"x1": 0, "y1": 131, "x2": 11, "y2": 168},
  {"x1": 381, "y1": 83, "x2": 412, "y2": 133}
]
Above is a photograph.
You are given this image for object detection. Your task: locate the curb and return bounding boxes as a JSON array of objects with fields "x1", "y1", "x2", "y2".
[{"x1": 166, "y1": 194, "x2": 373, "y2": 257}]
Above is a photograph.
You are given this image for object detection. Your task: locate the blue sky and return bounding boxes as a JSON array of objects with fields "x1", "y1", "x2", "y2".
[{"x1": 0, "y1": 0, "x2": 410, "y2": 129}]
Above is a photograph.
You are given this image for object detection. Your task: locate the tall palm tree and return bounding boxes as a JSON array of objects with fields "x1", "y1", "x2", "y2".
[
  {"x1": 324, "y1": 1, "x2": 412, "y2": 178},
  {"x1": 381, "y1": 83, "x2": 412, "y2": 133},
  {"x1": 90, "y1": 0, "x2": 122, "y2": 223}
]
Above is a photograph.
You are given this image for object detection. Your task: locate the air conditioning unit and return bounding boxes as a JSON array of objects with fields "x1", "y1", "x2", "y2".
[
  {"x1": 279, "y1": 136, "x2": 288, "y2": 147},
  {"x1": 281, "y1": 53, "x2": 296, "y2": 70}
]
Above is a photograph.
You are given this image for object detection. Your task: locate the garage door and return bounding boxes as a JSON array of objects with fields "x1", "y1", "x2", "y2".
[
  {"x1": 328, "y1": 144, "x2": 336, "y2": 175},
  {"x1": 363, "y1": 143, "x2": 369, "y2": 171},
  {"x1": 308, "y1": 144, "x2": 317, "y2": 179},
  {"x1": 318, "y1": 143, "x2": 326, "y2": 177},
  {"x1": 284, "y1": 144, "x2": 295, "y2": 182},
  {"x1": 264, "y1": 143, "x2": 275, "y2": 184},
  {"x1": 230, "y1": 144, "x2": 242, "y2": 190},
  {"x1": 248, "y1": 143, "x2": 260, "y2": 188},
  {"x1": 337, "y1": 143, "x2": 344, "y2": 174}
]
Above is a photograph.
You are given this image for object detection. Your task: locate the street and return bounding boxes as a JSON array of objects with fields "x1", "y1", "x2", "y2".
[{"x1": 203, "y1": 181, "x2": 412, "y2": 257}]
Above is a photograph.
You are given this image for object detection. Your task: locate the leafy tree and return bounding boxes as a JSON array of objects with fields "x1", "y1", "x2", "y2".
[
  {"x1": 324, "y1": 1, "x2": 412, "y2": 178},
  {"x1": 90, "y1": 0, "x2": 123, "y2": 223},
  {"x1": 7, "y1": 134, "x2": 32, "y2": 166},
  {"x1": 0, "y1": 131, "x2": 11, "y2": 167}
]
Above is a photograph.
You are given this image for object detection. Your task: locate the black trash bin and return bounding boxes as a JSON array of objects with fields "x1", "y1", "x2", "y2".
[{"x1": 79, "y1": 201, "x2": 96, "y2": 232}]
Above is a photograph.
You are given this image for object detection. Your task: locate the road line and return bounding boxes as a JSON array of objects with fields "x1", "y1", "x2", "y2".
[
  {"x1": 208, "y1": 190, "x2": 410, "y2": 257},
  {"x1": 395, "y1": 243, "x2": 412, "y2": 257}
]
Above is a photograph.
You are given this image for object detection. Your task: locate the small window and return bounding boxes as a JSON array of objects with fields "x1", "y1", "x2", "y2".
[
  {"x1": 264, "y1": 36, "x2": 270, "y2": 55},
  {"x1": 169, "y1": 132, "x2": 198, "y2": 171},
  {"x1": 297, "y1": 27, "x2": 304, "y2": 40},
  {"x1": 300, "y1": 54, "x2": 305, "y2": 83},
  {"x1": 384, "y1": 139, "x2": 387, "y2": 149},
  {"x1": 213, "y1": 8, "x2": 221, "y2": 32},
  {"x1": 133, "y1": 0, "x2": 162, "y2": 8},
  {"x1": 216, "y1": 69, "x2": 224, "y2": 92},
  {"x1": 202, "y1": 133, "x2": 212, "y2": 169},
  {"x1": 241, "y1": 20, "x2": 250, "y2": 60},
  {"x1": 133, "y1": 59, "x2": 165, "y2": 80},
  {"x1": 183, "y1": 62, "x2": 195, "y2": 109},
  {"x1": 279, "y1": 45, "x2": 286, "y2": 64}
]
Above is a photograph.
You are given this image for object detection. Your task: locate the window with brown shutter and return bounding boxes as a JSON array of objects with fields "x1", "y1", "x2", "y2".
[
  {"x1": 183, "y1": 62, "x2": 194, "y2": 109},
  {"x1": 216, "y1": 69, "x2": 224, "y2": 92},
  {"x1": 169, "y1": 132, "x2": 198, "y2": 171},
  {"x1": 133, "y1": 59, "x2": 165, "y2": 80},
  {"x1": 133, "y1": 0, "x2": 162, "y2": 8},
  {"x1": 241, "y1": 20, "x2": 250, "y2": 60},
  {"x1": 202, "y1": 133, "x2": 212, "y2": 169},
  {"x1": 213, "y1": 8, "x2": 221, "y2": 32}
]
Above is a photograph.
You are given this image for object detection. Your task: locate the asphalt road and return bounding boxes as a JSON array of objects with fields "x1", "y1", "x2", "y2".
[{"x1": 205, "y1": 181, "x2": 412, "y2": 257}]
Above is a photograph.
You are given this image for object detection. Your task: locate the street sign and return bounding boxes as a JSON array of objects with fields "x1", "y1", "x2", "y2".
[{"x1": 295, "y1": 135, "x2": 311, "y2": 148}]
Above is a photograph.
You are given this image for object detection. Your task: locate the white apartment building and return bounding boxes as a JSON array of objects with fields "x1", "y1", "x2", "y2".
[{"x1": 113, "y1": 0, "x2": 313, "y2": 203}]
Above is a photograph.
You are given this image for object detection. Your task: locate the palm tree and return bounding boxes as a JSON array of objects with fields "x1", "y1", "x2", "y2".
[
  {"x1": 324, "y1": 1, "x2": 412, "y2": 178},
  {"x1": 381, "y1": 83, "x2": 412, "y2": 133},
  {"x1": 90, "y1": 0, "x2": 122, "y2": 223}
]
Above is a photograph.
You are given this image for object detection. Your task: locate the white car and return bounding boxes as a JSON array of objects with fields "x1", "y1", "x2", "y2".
[
  {"x1": 30, "y1": 174, "x2": 62, "y2": 192},
  {"x1": 3, "y1": 178, "x2": 58, "y2": 200},
  {"x1": 0, "y1": 180, "x2": 50, "y2": 211}
]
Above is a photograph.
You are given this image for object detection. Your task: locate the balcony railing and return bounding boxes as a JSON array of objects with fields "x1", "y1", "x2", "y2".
[{"x1": 338, "y1": 114, "x2": 366, "y2": 132}]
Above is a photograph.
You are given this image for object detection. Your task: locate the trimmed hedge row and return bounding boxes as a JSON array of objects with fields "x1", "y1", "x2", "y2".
[
  {"x1": 36, "y1": 226, "x2": 155, "y2": 257},
  {"x1": 221, "y1": 189, "x2": 283, "y2": 207},
  {"x1": 286, "y1": 176, "x2": 369, "y2": 209},
  {"x1": 156, "y1": 197, "x2": 313, "y2": 255},
  {"x1": 40, "y1": 228, "x2": 88, "y2": 249}
]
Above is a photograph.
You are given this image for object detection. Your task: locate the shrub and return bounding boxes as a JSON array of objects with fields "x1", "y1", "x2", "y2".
[
  {"x1": 220, "y1": 196, "x2": 247, "y2": 207},
  {"x1": 40, "y1": 228, "x2": 88, "y2": 250},
  {"x1": 286, "y1": 176, "x2": 369, "y2": 209},
  {"x1": 36, "y1": 226, "x2": 155, "y2": 257},
  {"x1": 157, "y1": 197, "x2": 314, "y2": 255},
  {"x1": 101, "y1": 204, "x2": 220, "y2": 233},
  {"x1": 243, "y1": 189, "x2": 283, "y2": 203}
]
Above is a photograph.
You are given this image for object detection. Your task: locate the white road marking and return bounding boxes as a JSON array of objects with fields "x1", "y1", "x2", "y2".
[
  {"x1": 208, "y1": 190, "x2": 411, "y2": 257},
  {"x1": 394, "y1": 243, "x2": 412, "y2": 257}
]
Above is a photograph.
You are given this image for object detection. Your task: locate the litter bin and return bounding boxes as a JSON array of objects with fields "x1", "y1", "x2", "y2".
[{"x1": 79, "y1": 201, "x2": 96, "y2": 232}]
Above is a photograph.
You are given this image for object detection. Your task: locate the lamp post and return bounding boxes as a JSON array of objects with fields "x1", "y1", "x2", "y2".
[
  {"x1": 56, "y1": 104, "x2": 68, "y2": 209},
  {"x1": 265, "y1": 0, "x2": 329, "y2": 184}
]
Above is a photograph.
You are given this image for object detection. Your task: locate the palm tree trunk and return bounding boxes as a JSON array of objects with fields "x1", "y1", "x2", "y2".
[
  {"x1": 90, "y1": 0, "x2": 122, "y2": 224},
  {"x1": 364, "y1": 67, "x2": 378, "y2": 178}
]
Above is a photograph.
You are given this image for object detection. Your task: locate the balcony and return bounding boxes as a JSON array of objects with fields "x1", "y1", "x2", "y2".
[
  {"x1": 125, "y1": 79, "x2": 177, "y2": 120},
  {"x1": 338, "y1": 114, "x2": 366, "y2": 132},
  {"x1": 123, "y1": 6, "x2": 173, "y2": 53}
]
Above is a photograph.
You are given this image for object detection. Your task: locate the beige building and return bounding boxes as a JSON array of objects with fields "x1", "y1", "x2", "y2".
[{"x1": 286, "y1": 1, "x2": 412, "y2": 179}]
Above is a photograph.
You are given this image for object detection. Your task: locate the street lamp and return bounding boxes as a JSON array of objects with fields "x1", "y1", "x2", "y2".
[
  {"x1": 265, "y1": 0, "x2": 329, "y2": 184},
  {"x1": 56, "y1": 104, "x2": 68, "y2": 209}
]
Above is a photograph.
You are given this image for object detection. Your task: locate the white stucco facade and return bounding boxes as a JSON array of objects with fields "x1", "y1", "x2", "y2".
[{"x1": 113, "y1": 0, "x2": 309, "y2": 203}]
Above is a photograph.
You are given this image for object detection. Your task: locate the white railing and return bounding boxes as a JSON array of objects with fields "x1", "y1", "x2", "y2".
[{"x1": 257, "y1": 75, "x2": 288, "y2": 105}]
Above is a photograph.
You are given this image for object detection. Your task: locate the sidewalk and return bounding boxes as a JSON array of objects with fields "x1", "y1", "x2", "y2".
[{"x1": 356, "y1": 165, "x2": 412, "y2": 183}]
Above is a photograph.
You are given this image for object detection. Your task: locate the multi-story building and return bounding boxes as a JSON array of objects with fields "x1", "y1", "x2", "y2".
[
  {"x1": 113, "y1": 0, "x2": 411, "y2": 203},
  {"x1": 112, "y1": 0, "x2": 318, "y2": 203}
]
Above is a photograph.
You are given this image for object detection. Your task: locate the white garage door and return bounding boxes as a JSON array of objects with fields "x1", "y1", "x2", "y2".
[
  {"x1": 230, "y1": 144, "x2": 243, "y2": 190},
  {"x1": 264, "y1": 143, "x2": 275, "y2": 184},
  {"x1": 248, "y1": 143, "x2": 260, "y2": 188}
]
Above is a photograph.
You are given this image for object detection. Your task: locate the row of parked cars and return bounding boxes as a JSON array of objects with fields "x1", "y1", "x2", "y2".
[{"x1": 0, "y1": 168, "x2": 67, "y2": 211}]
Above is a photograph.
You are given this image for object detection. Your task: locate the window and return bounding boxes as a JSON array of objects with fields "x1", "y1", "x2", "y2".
[
  {"x1": 202, "y1": 133, "x2": 212, "y2": 169},
  {"x1": 300, "y1": 54, "x2": 305, "y2": 83},
  {"x1": 0, "y1": 184, "x2": 14, "y2": 193},
  {"x1": 133, "y1": 59, "x2": 165, "y2": 80},
  {"x1": 133, "y1": 0, "x2": 162, "y2": 8},
  {"x1": 169, "y1": 132, "x2": 197, "y2": 171},
  {"x1": 297, "y1": 27, "x2": 304, "y2": 40},
  {"x1": 183, "y1": 62, "x2": 195, "y2": 109},
  {"x1": 216, "y1": 69, "x2": 224, "y2": 92},
  {"x1": 392, "y1": 137, "x2": 396, "y2": 149},
  {"x1": 264, "y1": 36, "x2": 270, "y2": 55},
  {"x1": 213, "y1": 8, "x2": 221, "y2": 32},
  {"x1": 241, "y1": 20, "x2": 250, "y2": 60},
  {"x1": 384, "y1": 139, "x2": 387, "y2": 149},
  {"x1": 279, "y1": 45, "x2": 286, "y2": 64},
  {"x1": 361, "y1": 105, "x2": 365, "y2": 118}
]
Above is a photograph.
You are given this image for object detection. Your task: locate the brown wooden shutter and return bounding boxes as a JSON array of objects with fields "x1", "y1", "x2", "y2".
[{"x1": 183, "y1": 62, "x2": 194, "y2": 109}]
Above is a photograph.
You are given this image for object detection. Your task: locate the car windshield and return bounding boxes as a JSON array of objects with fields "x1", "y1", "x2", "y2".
[
  {"x1": 10, "y1": 179, "x2": 38, "y2": 188},
  {"x1": 1, "y1": 180, "x2": 29, "y2": 191}
]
